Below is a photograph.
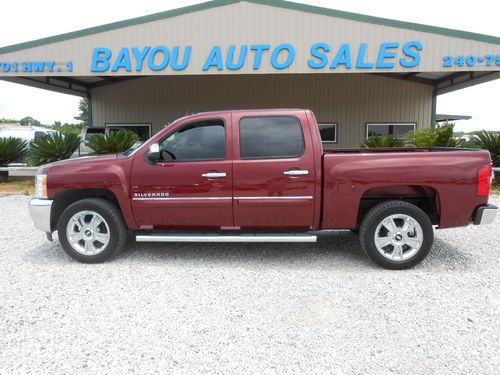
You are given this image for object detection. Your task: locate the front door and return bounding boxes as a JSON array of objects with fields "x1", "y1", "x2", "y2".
[
  {"x1": 130, "y1": 115, "x2": 233, "y2": 229},
  {"x1": 232, "y1": 111, "x2": 316, "y2": 230}
]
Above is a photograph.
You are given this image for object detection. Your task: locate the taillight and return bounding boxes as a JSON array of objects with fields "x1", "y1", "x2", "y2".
[{"x1": 476, "y1": 164, "x2": 492, "y2": 197}]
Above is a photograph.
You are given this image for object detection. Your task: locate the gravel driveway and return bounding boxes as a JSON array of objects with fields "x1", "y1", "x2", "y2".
[{"x1": 1, "y1": 195, "x2": 499, "y2": 375}]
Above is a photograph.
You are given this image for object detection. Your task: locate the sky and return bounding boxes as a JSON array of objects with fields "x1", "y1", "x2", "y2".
[{"x1": 0, "y1": 0, "x2": 498, "y2": 132}]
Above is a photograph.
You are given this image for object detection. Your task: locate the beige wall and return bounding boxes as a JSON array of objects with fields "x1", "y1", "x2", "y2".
[
  {"x1": 90, "y1": 73, "x2": 433, "y2": 148},
  {"x1": 1, "y1": 1, "x2": 498, "y2": 77}
]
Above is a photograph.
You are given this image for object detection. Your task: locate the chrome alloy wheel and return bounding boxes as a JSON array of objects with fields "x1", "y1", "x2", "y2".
[
  {"x1": 374, "y1": 214, "x2": 423, "y2": 261},
  {"x1": 66, "y1": 210, "x2": 110, "y2": 256}
]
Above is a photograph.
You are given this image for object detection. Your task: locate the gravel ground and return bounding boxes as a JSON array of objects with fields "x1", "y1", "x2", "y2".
[{"x1": 0, "y1": 195, "x2": 499, "y2": 375}]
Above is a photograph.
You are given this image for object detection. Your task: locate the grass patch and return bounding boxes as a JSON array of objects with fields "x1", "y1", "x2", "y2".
[{"x1": 0, "y1": 177, "x2": 34, "y2": 195}]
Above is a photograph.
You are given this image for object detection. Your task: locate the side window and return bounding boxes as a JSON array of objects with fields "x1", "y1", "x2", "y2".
[
  {"x1": 34, "y1": 131, "x2": 48, "y2": 140},
  {"x1": 159, "y1": 119, "x2": 226, "y2": 162},
  {"x1": 240, "y1": 116, "x2": 304, "y2": 159}
]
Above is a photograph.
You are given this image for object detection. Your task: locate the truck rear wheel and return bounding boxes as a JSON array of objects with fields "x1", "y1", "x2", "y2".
[
  {"x1": 359, "y1": 200, "x2": 434, "y2": 270},
  {"x1": 57, "y1": 198, "x2": 127, "y2": 263}
]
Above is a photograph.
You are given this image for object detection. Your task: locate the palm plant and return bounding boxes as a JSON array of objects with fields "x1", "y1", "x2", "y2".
[
  {"x1": 86, "y1": 130, "x2": 139, "y2": 154},
  {"x1": 361, "y1": 135, "x2": 405, "y2": 148},
  {"x1": 0, "y1": 137, "x2": 29, "y2": 166},
  {"x1": 29, "y1": 133, "x2": 80, "y2": 166},
  {"x1": 472, "y1": 130, "x2": 500, "y2": 167}
]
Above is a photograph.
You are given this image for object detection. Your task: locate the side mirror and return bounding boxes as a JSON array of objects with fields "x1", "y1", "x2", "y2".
[{"x1": 146, "y1": 143, "x2": 160, "y2": 163}]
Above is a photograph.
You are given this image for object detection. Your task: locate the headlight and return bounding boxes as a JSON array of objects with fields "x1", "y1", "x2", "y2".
[{"x1": 35, "y1": 174, "x2": 48, "y2": 198}]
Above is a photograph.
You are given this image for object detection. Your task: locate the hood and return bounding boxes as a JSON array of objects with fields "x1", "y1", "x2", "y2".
[{"x1": 39, "y1": 154, "x2": 123, "y2": 174}]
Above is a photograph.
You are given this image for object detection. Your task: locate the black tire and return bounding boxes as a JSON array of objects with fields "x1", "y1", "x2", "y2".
[
  {"x1": 359, "y1": 200, "x2": 434, "y2": 270},
  {"x1": 57, "y1": 198, "x2": 127, "y2": 263}
]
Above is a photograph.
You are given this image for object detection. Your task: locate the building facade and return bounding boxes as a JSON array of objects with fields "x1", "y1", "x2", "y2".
[{"x1": 0, "y1": 0, "x2": 499, "y2": 148}]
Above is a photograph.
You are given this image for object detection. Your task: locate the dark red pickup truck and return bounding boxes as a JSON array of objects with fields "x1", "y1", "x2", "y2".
[{"x1": 29, "y1": 109, "x2": 497, "y2": 269}]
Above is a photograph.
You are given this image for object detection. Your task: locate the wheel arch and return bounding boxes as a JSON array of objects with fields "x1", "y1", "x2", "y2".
[
  {"x1": 50, "y1": 189, "x2": 122, "y2": 232},
  {"x1": 356, "y1": 185, "x2": 440, "y2": 228}
]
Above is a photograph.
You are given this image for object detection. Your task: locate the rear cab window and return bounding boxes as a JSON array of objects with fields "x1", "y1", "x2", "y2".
[{"x1": 34, "y1": 131, "x2": 50, "y2": 140}]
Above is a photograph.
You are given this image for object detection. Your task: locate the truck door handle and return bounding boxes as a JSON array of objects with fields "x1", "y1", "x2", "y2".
[
  {"x1": 283, "y1": 170, "x2": 309, "y2": 176},
  {"x1": 202, "y1": 172, "x2": 227, "y2": 178}
]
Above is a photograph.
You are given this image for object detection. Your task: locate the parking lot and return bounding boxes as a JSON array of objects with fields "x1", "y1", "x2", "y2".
[{"x1": 1, "y1": 194, "x2": 499, "y2": 375}]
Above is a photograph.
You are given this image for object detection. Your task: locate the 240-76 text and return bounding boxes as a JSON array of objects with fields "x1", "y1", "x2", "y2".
[{"x1": 443, "y1": 54, "x2": 500, "y2": 68}]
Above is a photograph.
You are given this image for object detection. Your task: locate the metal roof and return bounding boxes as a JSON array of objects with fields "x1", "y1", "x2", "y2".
[
  {"x1": 436, "y1": 114, "x2": 472, "y2": 122},
  {"x1": 0, "y1": 0, "x2": 499, "y2": 56},
  {"x1": 0, "y1": 0, "x2": 499, "y2": 97}
]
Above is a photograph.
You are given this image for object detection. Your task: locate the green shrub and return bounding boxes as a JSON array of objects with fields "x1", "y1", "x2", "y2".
[
  {"x1": 51, "y1": 123, "x2": 85, "y2": 136},
  {"x1": 0, "y1": 137, "x2": 29, "y2": 166},
  {"x1": 86, "y1": 130, "x2": 139, "y2": 154},
  {"x1": 361, "y1": 135, "x2": 405, "y2": 148},
  {"x1": 472, "y1": 130, "x2": 500, "y2": 167},
  {"x1": 29, "y1": 133, "x2": 80, "y2": 166},
  {"x1": 406, "y1": 123, "x2": 463, "y2": 147}
]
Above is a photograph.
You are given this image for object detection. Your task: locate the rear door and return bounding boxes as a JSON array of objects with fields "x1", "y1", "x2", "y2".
[{"x1": 232, "y1": 111, "x2": 316, "y2": 230}]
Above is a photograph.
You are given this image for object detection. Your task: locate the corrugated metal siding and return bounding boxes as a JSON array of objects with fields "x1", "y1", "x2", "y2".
[
  {"x1": 90, "y1": 73, "x2": 433, "y2": 148},
  {"x1": 1, "y1": 1, "x2": 498, "y2": 76}
]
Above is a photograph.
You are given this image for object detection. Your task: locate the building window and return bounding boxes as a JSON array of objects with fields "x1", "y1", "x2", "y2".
[
  {"x1": 366, "y1": 123, "x2": 416, "y2": 138},
  {"x1": 318, "y1": 123, "x2": 337, "y2": 144},
  {"x1": 239, "y1": 116, "x2": 304, "y2": 159}
]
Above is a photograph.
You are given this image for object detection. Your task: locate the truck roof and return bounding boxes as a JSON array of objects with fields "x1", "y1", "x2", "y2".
[{"x1": 182, "y1": 108, "x2": 308, "y2": 117}]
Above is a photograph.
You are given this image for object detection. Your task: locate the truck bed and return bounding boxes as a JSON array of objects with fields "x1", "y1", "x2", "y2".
[
  {"x1": 323, "y1": 147, "x2": 485, "y2": 154},
  {"x1": 321, "y1": 148, "x2": 492, "y2": 229}
]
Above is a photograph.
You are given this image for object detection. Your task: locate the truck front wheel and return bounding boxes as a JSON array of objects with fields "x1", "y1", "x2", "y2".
[
  {"x1": 57, "y1": 198, "x2": 127, "y2": 263},
  {"x1": 359, "y1": 200, "x2": 434, "y2": 270}
]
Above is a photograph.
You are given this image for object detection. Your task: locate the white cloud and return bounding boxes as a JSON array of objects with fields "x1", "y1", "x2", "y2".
[{"x1": 0, "y1": 81, "x2": 81, "y2": 123}]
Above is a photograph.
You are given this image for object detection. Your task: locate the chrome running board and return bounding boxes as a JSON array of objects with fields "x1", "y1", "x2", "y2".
[{"x1": 136, "y1": 233, "x2": 317, "y2": 243}]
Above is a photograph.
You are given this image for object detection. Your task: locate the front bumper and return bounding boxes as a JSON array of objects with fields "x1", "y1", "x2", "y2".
[
  {"x1": 473, "y1": 204, "x2": 498, "y2": 225},
  {"x1": 29, "y1": 198, "x2": 53, "y2": 233}
]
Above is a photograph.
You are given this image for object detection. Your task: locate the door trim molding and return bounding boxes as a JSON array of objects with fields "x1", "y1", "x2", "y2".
[
  {"x1": 132, "y1": 196, "x2": 313, "y2": 201},
  {"x1": 132, "y1": 197, "x2": 232, "y2": 201},
  {"x1": 235, "y1": 196, "x2": 313, "y2": 200}
]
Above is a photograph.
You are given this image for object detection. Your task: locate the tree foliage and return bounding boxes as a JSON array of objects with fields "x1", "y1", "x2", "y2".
[
  {"x1": 0, "y1": 118, "x2": 20, "y2": 124},
  {"x1": 74, "y1": 98, "x2": 89, "y2": 126},
  {"x1": 19, "y1": 116, "x2": 41, "y2": 127},
  {"x1": 51, "y1": 122, "x2": 85, "y2": 136}
]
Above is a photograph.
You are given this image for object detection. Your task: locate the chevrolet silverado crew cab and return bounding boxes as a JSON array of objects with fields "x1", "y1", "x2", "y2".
[{"x1": 28, "y1": 109, "x2": 497, "y2": 269}]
